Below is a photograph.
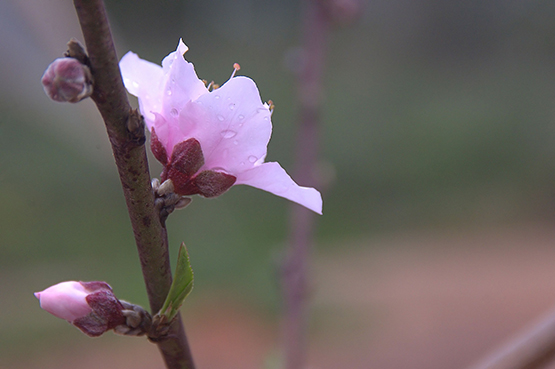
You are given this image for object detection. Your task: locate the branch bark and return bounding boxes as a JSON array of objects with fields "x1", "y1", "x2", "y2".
[
  {"x1": 72, "y1": 1, "x2": 194, "y2": 368},
  {"x1": 281, "y1": 1, "x2": 329, "y2": 369},
  {"x1": 467, "y1": 306, "x2": 555, "y2": 369}
]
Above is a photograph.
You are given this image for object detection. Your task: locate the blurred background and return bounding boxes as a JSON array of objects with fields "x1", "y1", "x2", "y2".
[{"x1": 3, "y1": 0, "x2": 555, "y2": 368}]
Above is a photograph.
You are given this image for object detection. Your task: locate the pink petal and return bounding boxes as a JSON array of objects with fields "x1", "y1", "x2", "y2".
[
  {"x1": 235, "y1": 162, "x2": 323, "y2": 214},
  {"x1": 34, "y1": 281, "x2": 92, "y2": 321},
  {"x1": 119, "y1": 51, "x2": 164, "y2": 129},
  {"x1": 181, "y1": 76, "x2": 272, "y2": 174},
  {"x1": 119, "y1": 40, "x2": 207, "y2": 131},
  {"x1": 160, "y1": 39, "x2": 208, "y2": 115}
]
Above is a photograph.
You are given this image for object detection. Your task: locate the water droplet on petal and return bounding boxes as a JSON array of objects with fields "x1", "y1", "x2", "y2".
[
  {"x1": 166, "y1": 88, "x2": 172, "y2": 96},
  {"x1": 233, "y1": 140, "x2": 239, "y2": 145},
  {"x1": 248, "y1": 155, "x2": 257, "y2": 163},
  {"x1": 132, "y1": 81, "x2": 139, "y2": 89},
  {"x1": 220, "y1": 130, "x2": 237, "y2": 139},
  {"x1": 238, "y1": 115, "x2": 245, "y2": 120},
  {"x1": 264, "y1": 116, "x2": 269, "y2": 121},
  {"x1": 229, "y1": 104, "x2": 235, "y2": 110},
  {"x1": 170, "y1": 108, "x2": 178, "y2": 117},
  {"x1": 217, "y1": 115, "x2": 225, "y2": 122},
  {"x1": 214, "y1": 95, "x2": 221, "y2": 99}
]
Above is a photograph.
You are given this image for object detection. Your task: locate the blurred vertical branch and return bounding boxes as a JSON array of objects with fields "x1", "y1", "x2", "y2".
[
  {"x1": 281, "y1": 1, "x2": 329, "y2": 368},
  {"x1": 467, "y1": 306, "x2": 555, "y2": 369},
  {"x1": 71, "y1": 0, "x2": 194, "y2": 368}
]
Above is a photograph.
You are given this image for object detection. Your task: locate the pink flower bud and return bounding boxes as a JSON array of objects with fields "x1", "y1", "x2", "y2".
[
  {"x1": 41, "y1": 57, "x2": 93, "y2": 103},
  {"x1": 34, "y1": 281, "x2": 91, "y2": 321},
  {"x1": 35, "y1": 281, "x2": 125, "y2": 337}
]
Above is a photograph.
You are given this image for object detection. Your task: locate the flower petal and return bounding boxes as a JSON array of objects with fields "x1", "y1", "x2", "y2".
[
  {"x1": 181, "y1": 76, "x2": 272, "y2": 174},
  {"x1": 119, "y1": 51, "x2": 164, "y2": 128},
  {"x1": 34, "y1": 281, "x2": 92, "y2": 321},
  {"x1": 235, "y1": 162, "x2": 323, "y2": 214},
  {"x1": 160, "y1": 39, "x2": 208, "y2": 109}
]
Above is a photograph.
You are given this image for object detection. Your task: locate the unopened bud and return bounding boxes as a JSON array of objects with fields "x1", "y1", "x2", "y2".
[
  {"x1": 41, "y1": 57, "x2": 93, "y2": 103},
  {"x1": 35, "y1": 281, "x2": 126, "y2": 337}
]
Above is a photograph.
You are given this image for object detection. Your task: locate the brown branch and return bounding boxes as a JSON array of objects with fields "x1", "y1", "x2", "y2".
[
  {"x1": 72, "y1": 0, "x2": 194, "y2": 368},
  {"x1": 281, "y1": 1, "x2": 329, "y2": 369},
  {"x1": 466, "y1": 306, "x2": 555, "y2": 369}
]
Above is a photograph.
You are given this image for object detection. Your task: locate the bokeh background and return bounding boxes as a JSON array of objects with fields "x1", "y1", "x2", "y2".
[{"x1": 3, "y1": 1, "x2": 555, "y2": 368}]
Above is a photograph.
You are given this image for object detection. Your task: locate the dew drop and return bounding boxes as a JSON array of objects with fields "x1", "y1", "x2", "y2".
[
  {"x1": 248, "y1": 155, "x2": 257, "y2": 163},
  {"x1": 217, "y1": 115, "x2": 225, "y2": 122},
  {"x1": 214, "y1": 95, "x2": 221, "y2": 100},
  {"x1": 238, "y1": 115, "x2": 245, "y2": 120},
  {"x1": 233, "y1": 140, "x2": 239, "y2": 145},
  {"x1": 229, "y1": 104, "x2": 235, "y2": 110},
  {"x1": 264, "y1": 116, "x2": 269, "y2": 121},
  {"x1": 166, "y1": 88, "x2": 172, "y2": 96},
  {"x1": 132, "y1": 81, "x2": 139, "y2": 89},
  {"x1": 220, "y1": 130, "x2": 237, "y2": 139},
  {"x1": 170, "y1": 108, "x2": 179, "y2": 117}
]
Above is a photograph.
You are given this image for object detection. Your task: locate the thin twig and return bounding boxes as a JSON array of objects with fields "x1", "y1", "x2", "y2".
[
  {"x1": 72, "y1": 1, "x2": 194, "y2": 368},
  {"x1": 281, "y1": 1, "x2": 329, "y2": 368},
  {"x1": 466, "y1": 306, "x2": 555, "y2": 369}
]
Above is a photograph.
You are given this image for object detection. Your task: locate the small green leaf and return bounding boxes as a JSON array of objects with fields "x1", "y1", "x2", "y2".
[{"x1": 158, "y1": 243, "x2": 194, "y2": 321}]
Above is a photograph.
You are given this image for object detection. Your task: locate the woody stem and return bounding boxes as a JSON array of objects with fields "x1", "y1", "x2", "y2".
[
  {"x1": 72, "y1": 0, "x2": 194, "y2": 368},
  {"x1": 281, "y1": 1, "x2": 329, "y2": 369}
]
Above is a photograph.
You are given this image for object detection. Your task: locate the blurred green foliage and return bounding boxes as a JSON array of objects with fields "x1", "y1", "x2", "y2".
[{"x1": 3, "y1": 0, "x2": 555, "y2": 365}]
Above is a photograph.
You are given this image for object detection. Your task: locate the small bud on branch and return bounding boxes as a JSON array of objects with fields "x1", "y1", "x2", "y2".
[{"x1": 41, "y1": 57, "x2": 93, "y2": 103}]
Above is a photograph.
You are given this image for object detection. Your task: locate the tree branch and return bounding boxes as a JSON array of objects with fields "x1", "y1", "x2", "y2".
[
  {"x1": 467, "y1": 306, "x2": 555, "y2": 369},
  {"x1": 281, "y1": 1, "x2": 329, "y2": 368},
  {"x1": 72, "y1": 0, "x2": 194, "y2": 367}
]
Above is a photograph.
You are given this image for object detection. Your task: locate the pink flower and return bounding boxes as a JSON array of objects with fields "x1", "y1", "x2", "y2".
[
  {"x1": 35, "y1": 281, "x2": 125, "y2": 337},
  {"x1": 119, "y1": 39, "x2": 322, "y2": 214}
]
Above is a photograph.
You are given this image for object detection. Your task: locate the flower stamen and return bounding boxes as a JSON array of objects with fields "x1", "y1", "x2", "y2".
[
  {"x1": 230, "y1": 63, "x2": 241, "y2": 79},
  {"x1": 268, "y1": 99, "x2": 275, "y2": 114}
]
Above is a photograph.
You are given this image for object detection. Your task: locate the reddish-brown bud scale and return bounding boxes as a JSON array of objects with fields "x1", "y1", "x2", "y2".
[
  {"x1": 193, "y1": 170, "x2": 236, "y2": 198},
  {"x1": 169, "y1": 138, "x2": 205, "y2": 176},
  {"x1": 156, "y1": 137, "x2": 237, "y2": 197},
  {"x1": 150, "y1": 129, "x2": 168, "y2": 164},
  {"x1": 73, "y1": 290, "x2": 126, "y2": 337}
]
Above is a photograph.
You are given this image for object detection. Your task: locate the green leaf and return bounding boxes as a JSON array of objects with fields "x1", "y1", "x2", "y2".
[{"x1": 158, "y1": 243, "x2": 194, "y2": 321}]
